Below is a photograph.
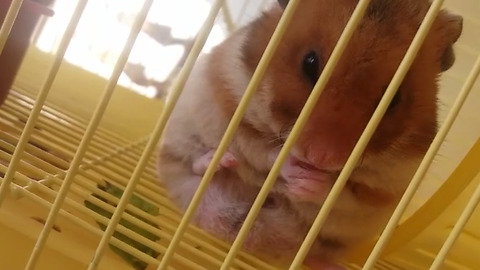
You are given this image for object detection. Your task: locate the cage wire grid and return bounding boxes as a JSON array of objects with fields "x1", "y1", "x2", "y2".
[{"x1": 0, "y1": 0, "x2": 479, "y2": 270}]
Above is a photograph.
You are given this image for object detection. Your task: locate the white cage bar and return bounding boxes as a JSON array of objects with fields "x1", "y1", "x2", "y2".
[{"x1": 0, "y1": 0, "x2": 479, "y2": 269}]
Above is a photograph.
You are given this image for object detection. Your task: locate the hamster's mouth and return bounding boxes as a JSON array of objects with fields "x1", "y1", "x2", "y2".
[
  {"x1": 287, "y1": 155, "x2": 340, "y2": 176},
  {"x1": 268, "y1": 147, "x2": 341, "y2": 179}
]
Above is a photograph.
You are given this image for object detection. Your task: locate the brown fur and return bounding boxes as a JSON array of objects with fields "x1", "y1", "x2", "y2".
[
  {"x1": 347, "y1": 181, "x2": 395, "y2": 206},
  {"x1": 241, "y1": 0, "x2": 459, "y2": 164},
  {"x1": 236, "y1": 0, "x2": 462, "y2": 198}
]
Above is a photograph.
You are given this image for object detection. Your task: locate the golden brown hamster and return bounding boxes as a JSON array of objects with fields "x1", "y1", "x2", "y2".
[{"x1": 156, "y1": 0, "x2": 463, "y2": 268}]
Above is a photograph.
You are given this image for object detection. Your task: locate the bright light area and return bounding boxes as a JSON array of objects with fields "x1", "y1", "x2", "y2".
[{"x1": 34, "y1": 0, "x2": 245, "y2": 98}]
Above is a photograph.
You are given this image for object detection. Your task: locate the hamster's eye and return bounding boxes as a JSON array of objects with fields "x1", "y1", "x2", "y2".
[
  {"x1": 302, "y1": 51, "x2": 321, "y2": 85},
  {"x1": 388, "y1": 91, "x2": 402, "y2": 111},
  {"x1": 380, "y1": 85, "x2": 402, "y2": 112}
]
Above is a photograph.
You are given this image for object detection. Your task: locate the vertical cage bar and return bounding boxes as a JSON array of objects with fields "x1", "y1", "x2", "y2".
[
  {"x1": 234, "y1": 0, "x2": 251, "y2": 26},
  {"x1": 221, "y1": 0, "x2": 372, "y2": 268},
  {"x1": 281, "y1": 1, "x2": 374, "y2": 268},
  {"x1": 221, "y1": 1, "x2": 235, "y2": 33},
  {"x1": 429, "y1": 173, "x2": 480, "y2": 270},
  {"x1": 429, "y1": 57, "x2": 480, "y2": 269},
  {"x1": 87, "y1": 1, "x2": 226, "y2": 269},
  {"x1": 0, "y1": 0, "x2": 87, "y2": 208},
  {"x1": 24, "y1": 0, "x2": 153, "y2": 269},
  {"x1": 361, "y1": 1, "x2": 480, "y2": 268},
  {"x1": 289, "y1": 0, "x2": 453, "y2": 268},
  {"x1": 0, "y1": 0, "x2": 23, "y2": 54},
  {"x1": 293, "y1": 0, "x2": 446, "y2": 266},
  {"x1": 158, "y1": 1, "x2": 301, "y2": 269}
]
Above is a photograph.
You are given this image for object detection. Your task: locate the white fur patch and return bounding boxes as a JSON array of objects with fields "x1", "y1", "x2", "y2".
[{"x1": 218, "y1": 30, "x2": 252, "y2": 102}]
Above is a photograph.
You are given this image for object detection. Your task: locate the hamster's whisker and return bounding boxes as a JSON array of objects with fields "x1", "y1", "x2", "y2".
[
  {"x1": 357, "y1": 153, "x2": 366, "y2": 169},
  {"x1": 268, "y1": 136, "x2": 284, "y2": 144},
  {"x1": 279, "y1": 124, "x2": 294, "y2": 141}
]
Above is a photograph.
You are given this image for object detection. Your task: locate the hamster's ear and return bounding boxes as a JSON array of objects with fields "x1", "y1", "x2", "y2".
[
  {"x1": 437, "y1": 11, "x2": 463, "y2": 72},
  {"x1": 277, "y1": 0, "x2": 289, "y2": 9}
]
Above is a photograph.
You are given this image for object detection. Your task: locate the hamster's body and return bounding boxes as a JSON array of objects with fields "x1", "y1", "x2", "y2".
[{"x1": 157, "y1": 0, "x2": 463, "y2": 268}]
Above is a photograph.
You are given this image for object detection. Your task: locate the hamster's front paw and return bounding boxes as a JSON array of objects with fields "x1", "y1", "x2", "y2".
[
  {"x1": 285, "y1": 178, "x2": 327, "y2": 202},
  {"x1": 278, "y1": 155, "x2": 333, "y2": 203},
  {"x1": 192, "y1": 149, "x2": 238, "y2": 175}
]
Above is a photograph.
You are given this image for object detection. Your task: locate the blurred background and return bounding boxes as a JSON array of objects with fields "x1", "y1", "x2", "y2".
[{"x1": 31, "y1": 0, "x2": 275, "y2": 98}]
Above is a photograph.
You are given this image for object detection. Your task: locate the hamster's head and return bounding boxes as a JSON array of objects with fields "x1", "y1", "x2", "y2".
[{"x1": 241, "y1": 0, "x2": 463, "y2": 195}]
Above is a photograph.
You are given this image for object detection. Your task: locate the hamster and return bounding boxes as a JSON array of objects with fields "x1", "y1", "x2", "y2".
[{"x1": 156, "y1": 0, "x2": 463, "y2": 269}]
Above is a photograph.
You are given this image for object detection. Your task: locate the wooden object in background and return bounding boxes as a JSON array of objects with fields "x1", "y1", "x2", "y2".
[{"x1": 0, "y1": 0, "x2": 54, "y2": 105}]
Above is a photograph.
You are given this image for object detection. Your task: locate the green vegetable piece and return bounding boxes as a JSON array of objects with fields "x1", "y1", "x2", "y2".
[{"x1": 84, "y1": 182, "x2": 161, "y2": 270}]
